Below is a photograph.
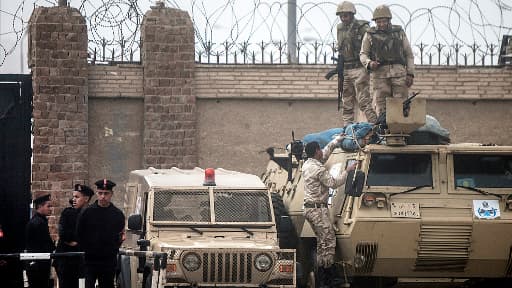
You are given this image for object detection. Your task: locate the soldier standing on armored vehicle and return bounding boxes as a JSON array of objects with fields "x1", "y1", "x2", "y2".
[
  {"x1": 336, "y1": 1, "x2": 378, "y2": 126},
  {"x1": 303, "y1": 137, "x2": 356, "y2": 287},
  {"x1": 360, "y1": 4, "x2": 415, "y2": 116}
]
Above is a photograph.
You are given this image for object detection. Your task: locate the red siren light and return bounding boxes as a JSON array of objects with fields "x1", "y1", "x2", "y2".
[{"x1": 203, "y1": 168, "x2": 216, "y2": 186}]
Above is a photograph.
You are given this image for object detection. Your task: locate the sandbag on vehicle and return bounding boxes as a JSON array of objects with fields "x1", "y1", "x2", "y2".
[
  {"x1": 341, "y1": 122, "x2": 377, "y2": 152},
  {"x1": 408, "y1": 115, "x2": 451, "y2": 145},
  {"x1": 303, "y1": 127, "x2": 344, "y2": 149},
  {"x1": 303, "y1": 123, "x2": 377, "y2": 152}
]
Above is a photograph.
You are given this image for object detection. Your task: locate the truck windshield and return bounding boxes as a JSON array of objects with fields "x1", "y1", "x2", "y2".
[
  {"x1": 366, "y1": 153, "x2": 433, "y2": 187},
  {"x1": 153, "y1": 190, "x2": 272, "y2": 223},
  {"x1": 453, "y1": 154, "x2": 512, "y2": 188}
]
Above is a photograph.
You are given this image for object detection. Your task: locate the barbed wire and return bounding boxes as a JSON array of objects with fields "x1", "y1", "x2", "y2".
[{"x1": 1, "y1": 0, "x2": 511, "y2": 68}]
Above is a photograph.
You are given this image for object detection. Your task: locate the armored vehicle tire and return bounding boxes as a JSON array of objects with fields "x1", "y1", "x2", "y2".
[
  {"x1": 271, "y1": 192, "x2": 286, "y2": 230},
  {"x1": 466, "y1": 278, "x2": 512, "y2": 287},
  {"x1": 307, "y1": 247, "x2": 318, "y2": 288},
  {"x1": 271, "y1": 192, "x2": 296, "y2": 249},
  {"x1": 351, "y1": 276, "x2": 397, "y2": 288},
  {"x1": 296, "y1": 238, "x2": 316, "y2": 288}
]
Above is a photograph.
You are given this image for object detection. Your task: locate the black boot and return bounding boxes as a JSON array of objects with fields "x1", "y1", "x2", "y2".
[
  {"x1": 317, "y1": 266, "x2": 330, "y2": 288},
  {"x1": 321, "y1": 265, "x2": 340, "y2": 288}
]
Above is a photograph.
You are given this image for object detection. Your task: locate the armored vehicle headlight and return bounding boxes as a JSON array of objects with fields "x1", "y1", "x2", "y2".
[
  {"x1": 182, "y1": 252, "x2": 201, "y2": 271},
  {"x1": 362, "y1": 192, "x2": 387, "y2": 208},
  {"x1": 353, "y1": 253, "x2": 366, "y2": 268},
  {"x1": 362, "y1": 193, "x2": 376, "y2": 207},
  {"x1": 254, "y1": 253, "x2": 273, "y2": 272}
]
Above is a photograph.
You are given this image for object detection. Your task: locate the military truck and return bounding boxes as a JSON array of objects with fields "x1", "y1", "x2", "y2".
[
  {"x1": 262, "y1": 98, "x2": 512, "y2": 287},
  {"x1": 120, "y1": 167, "x2": 296, "y2": 288}
]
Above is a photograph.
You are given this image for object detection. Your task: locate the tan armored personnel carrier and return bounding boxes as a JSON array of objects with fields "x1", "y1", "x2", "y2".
[
  {"x1": 120, "y1": 167, "x2": 296, "y2": 288},
  {"x1": 262, "y1": 98, "x2": 512, "y2": 287}
]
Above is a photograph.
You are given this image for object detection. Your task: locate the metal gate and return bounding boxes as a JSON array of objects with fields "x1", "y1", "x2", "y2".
[{"x1": 0, "y1": 74, "x2": 32, "y2": 288}]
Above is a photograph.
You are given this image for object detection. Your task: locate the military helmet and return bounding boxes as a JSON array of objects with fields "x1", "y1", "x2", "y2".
[
  {"x1": 336, "y1": 1, "x2": 356, "y2": 15},
  {"x1": 372, "y1": 4, "x2": 392, "y2": 20}
]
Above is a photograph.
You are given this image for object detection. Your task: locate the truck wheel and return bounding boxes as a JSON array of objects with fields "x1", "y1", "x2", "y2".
[
  {"x1": 271, "y1": 192, "x2": 287, "y2": 230},
  {"x1": 306, "y1": 246, "x2": 319, "y2": 288},
  {"x1": 296, "y1": 238, "x2": 316, "y2": 288},
  {"x1": 306, "y1": 271, "x2": 317, "y2": 288},
  {"x1": 351, "y1": 276, "x2": 397, "y2": 288}
]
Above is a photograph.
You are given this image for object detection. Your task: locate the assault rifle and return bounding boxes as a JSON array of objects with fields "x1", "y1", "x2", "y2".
[
  {"x1": 402, "y1": 91, "x2": 420, "y2": 117},
  {"x1": 325, "y1": 53, "x2": 345, "y2": 111}
]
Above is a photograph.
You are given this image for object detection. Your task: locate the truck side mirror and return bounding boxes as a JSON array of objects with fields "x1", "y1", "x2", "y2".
[
  {"x1": 345, "y1": 170, "x2": 365, "y2": 197},
  {"x1": 128, "y1": 214, "x2": 142, "y2": 231}
]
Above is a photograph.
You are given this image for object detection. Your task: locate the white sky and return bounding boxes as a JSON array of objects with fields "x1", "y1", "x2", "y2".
[{"x1": 1, "y1": 0, "x2": 511, "y2": 73}]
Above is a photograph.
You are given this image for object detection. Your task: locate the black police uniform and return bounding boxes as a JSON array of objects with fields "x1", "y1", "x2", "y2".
[
  {"x1": 55, "y1": 184, "x2": 94, "y2": 288},
  {"x1": 77, "y1": 180, "x2": 125, "y2": 288},
  {"x1": 25, "y1": 194, "x2": 55, "y2": 288}
]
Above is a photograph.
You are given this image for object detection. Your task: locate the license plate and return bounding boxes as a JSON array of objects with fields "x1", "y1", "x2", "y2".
[{"x1": 390, "y1": 202, "x2": 420, "y2": 218}]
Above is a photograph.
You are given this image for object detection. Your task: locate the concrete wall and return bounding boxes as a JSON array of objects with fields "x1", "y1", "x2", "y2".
[
  {"x1": 83, "y1": 64, "x2": 512, "y2": 181},
  {"x1": 88, "y1": 65, "x2": 144, "y2": 207},
  {"x1": 195, "y1": 64, "x2": 512, "y2": 174}
]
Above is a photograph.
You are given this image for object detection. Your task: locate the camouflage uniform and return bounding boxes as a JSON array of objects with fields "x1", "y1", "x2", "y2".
[
  {"x1": 337, "y1": 19, "x2": 378, "y2": 125},
  {"x1": 303, "y1": 139, "x2": 349, "y2": 268},
  {"x1": 360, "y1": 25, "x2": 415, "y2": 116}
]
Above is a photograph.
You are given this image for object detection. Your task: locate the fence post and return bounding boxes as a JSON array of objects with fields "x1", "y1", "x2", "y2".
[
  {"x1": 259, "y1": 41, "x2": 266, "y2": 63},
  {"x1": 453, "y1": 43, "x2": 461, "y2": 66},
  {"x1": 297, "y1": 42, "x2": 303, "y2": 64},
  {"x1": 435, "y1": 43, "x2": 444, "y2": 65},
  {"x1": 417, "y1": 42, "x2": 427, "y2": 65},
  {"x1": 101, "y1": 38, "x2": 107, "y2": 62},
  {"x1": 330, "y1": 41, "x2": 337, "y2": 63},
  {"x1": 489, "y1": 43, "x2": 496, "y2": 65},
  {"x1": 469, "y1": 43, "x2": 479, "y2": 65},
  {"x1": 223, "y1": 41, "x2": 229, "y2": 63}
]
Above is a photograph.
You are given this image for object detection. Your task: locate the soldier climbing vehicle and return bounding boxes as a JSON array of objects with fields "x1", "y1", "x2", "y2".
[{"x1": 262, "y1": 98, "x2": 512, "y2": 288}]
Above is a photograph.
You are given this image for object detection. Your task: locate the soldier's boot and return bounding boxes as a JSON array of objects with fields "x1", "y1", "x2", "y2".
[
  {"x1": 327, "y1": 265, "x2": 344, "y2": 288},
  {"x1": 317, "y1": 267, "x2": 330, "y2": 288},
  {"x1": 320, "y1": 266, "x2": 342, "y2": 288}
]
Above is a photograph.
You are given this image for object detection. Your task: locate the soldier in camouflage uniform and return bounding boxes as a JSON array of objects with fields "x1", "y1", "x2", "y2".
[
  {"x1": 336, "y1": 1, "x2": 377, "y2": 126},
  {"x1": 303, "y1": 137, "x2": 356, "y2": 287},
  {"x1": 360, "y1": 4, "x2": 415, "y2": 116}
]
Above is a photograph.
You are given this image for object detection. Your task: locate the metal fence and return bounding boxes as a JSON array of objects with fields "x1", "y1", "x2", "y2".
[{"x1": 2, "y1": 1, "x2": 512, "y2": 68}]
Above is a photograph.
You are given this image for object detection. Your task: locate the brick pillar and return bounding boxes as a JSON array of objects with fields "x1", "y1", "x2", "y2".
[
  {"x1": 28, "y1": 6, "x2": 88, "y2": 223},
  {"x1": 141, "y1": 2, "x2": 197, "y2": 169}
]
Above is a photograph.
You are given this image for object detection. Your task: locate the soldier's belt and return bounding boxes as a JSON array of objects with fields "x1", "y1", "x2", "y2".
[{"x1": 304, "y1": 202, "x2": 328, "y2": 208}]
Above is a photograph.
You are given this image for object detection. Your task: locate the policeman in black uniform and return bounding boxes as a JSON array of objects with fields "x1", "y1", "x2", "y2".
[
  {"x1": 25, "y1": 194, "x2": 55, "y2": 288},
  {"x1": 55, "y1": 184, "x2": 94, "y2": 288},
  {"x1": 77, "y1": 179, "x2": 125, "y2": 288}
]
